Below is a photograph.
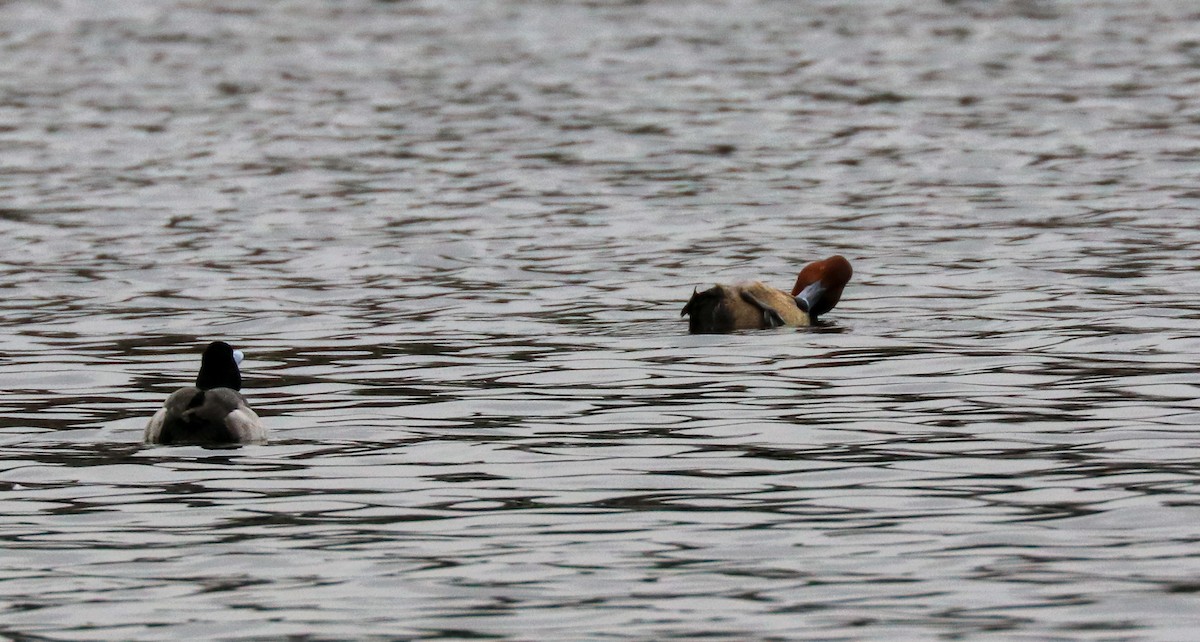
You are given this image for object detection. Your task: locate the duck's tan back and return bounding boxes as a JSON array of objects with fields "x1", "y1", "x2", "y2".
[{"x1": 682, "y1": 282, "x2": 809, "y2": 333}]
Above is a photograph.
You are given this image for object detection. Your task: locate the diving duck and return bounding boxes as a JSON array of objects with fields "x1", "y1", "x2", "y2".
[
  {"x1": 681, "y1": 255, "x2": 852, "y2": 333},
  {"x1": 144, "y1": 341, "x2": 267, "y2": 445}
]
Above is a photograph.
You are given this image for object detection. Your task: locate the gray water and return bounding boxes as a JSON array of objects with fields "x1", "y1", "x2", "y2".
[{"x1": 2, "y1": 0, "x2": 1200, "y2": 639}]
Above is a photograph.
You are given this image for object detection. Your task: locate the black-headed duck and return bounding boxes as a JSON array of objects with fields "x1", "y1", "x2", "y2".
[{"x1": 144, "y1": 341, "x2": 266, "y2": 445}]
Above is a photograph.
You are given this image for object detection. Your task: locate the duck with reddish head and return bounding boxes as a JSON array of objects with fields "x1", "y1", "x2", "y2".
[{"x1": 681, "y1": 255, "x2": 852, "y2": 333}]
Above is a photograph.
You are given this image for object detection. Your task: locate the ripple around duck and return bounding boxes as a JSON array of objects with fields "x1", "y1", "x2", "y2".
[{"x1": 3, "y1": 0, "x2": 1200, "y2": 639}]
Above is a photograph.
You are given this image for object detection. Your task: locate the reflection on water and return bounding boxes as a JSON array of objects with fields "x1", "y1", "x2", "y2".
[{"x1": 2, "y1": 0, "x2": 1200, "y2": 638}]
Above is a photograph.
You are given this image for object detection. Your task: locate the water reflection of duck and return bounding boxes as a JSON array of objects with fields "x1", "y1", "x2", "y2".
[
  {"x1": 144, "y1": 341, "x2": 267, "y2": 445},
  {"x1": 681, "y1": 255, "x2": 852, "y2": 334}
]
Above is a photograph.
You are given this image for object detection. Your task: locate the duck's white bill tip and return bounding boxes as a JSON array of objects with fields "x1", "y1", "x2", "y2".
[{"x1": 233, "y1": 349, "x2": 244, "y2": 365}]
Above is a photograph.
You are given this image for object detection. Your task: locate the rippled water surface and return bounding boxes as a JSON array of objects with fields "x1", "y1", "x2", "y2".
[{"x1": 3, "y1": 0, "x2": 1200, "y2": 639}]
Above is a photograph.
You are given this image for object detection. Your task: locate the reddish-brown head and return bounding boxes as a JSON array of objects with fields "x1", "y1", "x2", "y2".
[{"x1": 790, "y1": 255, "x2": 853, "y2": 319}]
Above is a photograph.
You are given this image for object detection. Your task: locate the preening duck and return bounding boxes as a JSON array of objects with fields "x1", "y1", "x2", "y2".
[
  {"x1": 681, "y1": 255, "x2": 852, "y2": 333},
  {"x1": 144, "y1": 341, "x2": 266, "y2": 445}
]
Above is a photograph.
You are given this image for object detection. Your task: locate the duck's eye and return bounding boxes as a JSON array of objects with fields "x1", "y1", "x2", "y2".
[{"x1": 233, "y1": 350, "x2": 244, "y2": 365}]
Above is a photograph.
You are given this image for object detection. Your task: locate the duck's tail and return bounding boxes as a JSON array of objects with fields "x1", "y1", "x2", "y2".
[{"x1": 681, "y1": 286, "x2": 732, "y2": 334}]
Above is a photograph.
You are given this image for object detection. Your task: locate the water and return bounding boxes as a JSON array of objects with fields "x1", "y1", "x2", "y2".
[{"x1": 2, "y1": 0, "x2": 1200, "y2": 639}]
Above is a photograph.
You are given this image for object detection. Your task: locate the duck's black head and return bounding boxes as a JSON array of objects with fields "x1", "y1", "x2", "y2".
[{"x1": 195, "y1": 341, "x2": 243, "y2": 391}]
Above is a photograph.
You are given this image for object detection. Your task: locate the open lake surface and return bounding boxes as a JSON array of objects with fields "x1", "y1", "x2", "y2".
[{"x1": 2, "y1": 0, "x2": 1199, "y2": 639}]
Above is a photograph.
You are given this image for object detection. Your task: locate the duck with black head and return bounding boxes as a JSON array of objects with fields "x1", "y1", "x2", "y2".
[
  {"x1": 681, "y1": 255, "x2": 853, "y2": 333},
  {"x1": 144, "y1": 341, "x2": 266, "y2": 445}
]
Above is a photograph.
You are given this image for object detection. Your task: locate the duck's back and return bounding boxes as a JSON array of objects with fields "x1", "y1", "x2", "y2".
[
  {"x1": 145, "y1": 387, "x2": 265, "y2": 445},
  {"x1": 682, "y1": 281, "x2": 809, "y2": 333}
]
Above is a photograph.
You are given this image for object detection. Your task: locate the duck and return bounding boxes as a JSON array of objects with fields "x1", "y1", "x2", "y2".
[
  {"x1": 144, "y1": 341, "x2": 267, "y2": 445},
  {"x1": 681, "y1": 255, "x2": 852, "y2": 333}
]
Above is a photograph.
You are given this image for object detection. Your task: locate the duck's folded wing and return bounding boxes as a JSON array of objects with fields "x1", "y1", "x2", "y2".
[
  {"x1": 738, "y1": 289, "x2": 785, "y2": 329},
  {"x1": 225, "y1": 403, "x2": 267, "y2": 444},
  {"x1": 203, "y1": 389, "x2": 267, "y2": 444},
  {"x1": 736, "y1": 282, "x2": 810, "y2": 328},
  {"x1": 145, "y1": 387, "x2": 199, "y2": 444}
]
